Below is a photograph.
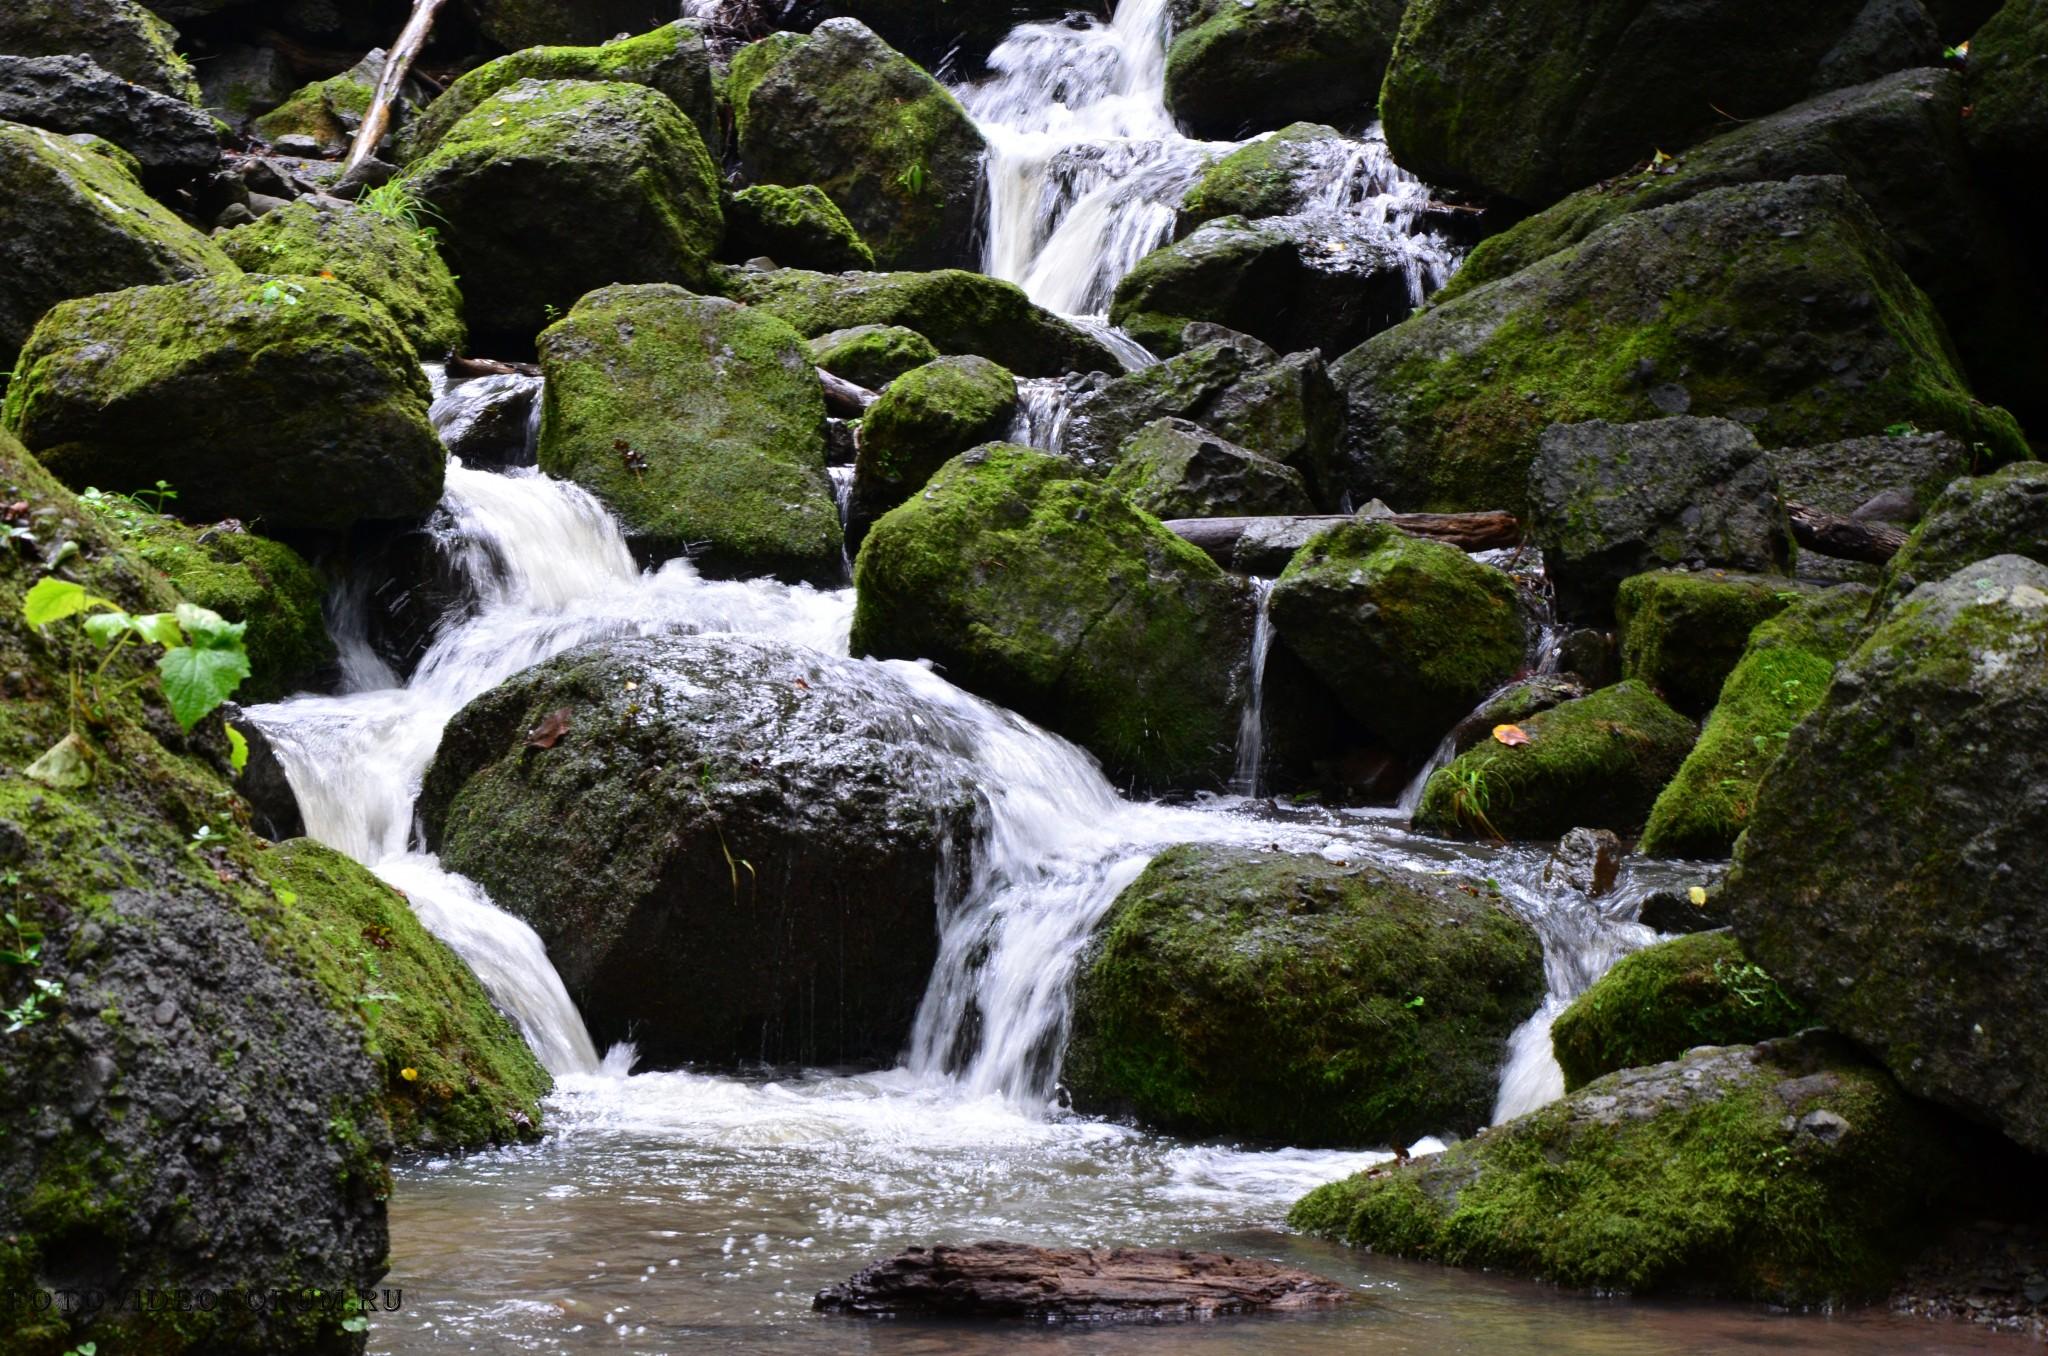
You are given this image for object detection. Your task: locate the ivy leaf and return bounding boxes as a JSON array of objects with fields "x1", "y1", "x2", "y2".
[
  {"x1": 158, "y1": 644, "x2": 251, "y2": 731},
  {"x1": 21, "y1": 577, "x2": 91, "y2": 627},
  {"x1": 225, "y1": 722, "x2": 249, "y2": 775}
]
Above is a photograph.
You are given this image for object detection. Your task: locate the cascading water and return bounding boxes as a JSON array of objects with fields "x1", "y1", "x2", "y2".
[{"x1": 1231, "y1": 577, "x2": 1277, "y2": 796}]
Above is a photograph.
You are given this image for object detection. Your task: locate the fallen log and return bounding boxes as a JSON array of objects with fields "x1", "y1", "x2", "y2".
[
  {"x1": 814, "y1": 1242, "x2": 1354, "y2": 1321},
  {"x1": 342, "y1": 0, "x2": 449, "y2": 176},
  {"x1": 819, "y1": 368, "x2": 878, "y2": 416},
  {"x1": 445, "y1": 355, "x2": 540, "y2": 378},
  {"x1": 1165, "y1": 510, "x2": 1521, "y2": 574},
  {"x1": 1787, "y1": 502, "x2": 1909, "y2": 565}
]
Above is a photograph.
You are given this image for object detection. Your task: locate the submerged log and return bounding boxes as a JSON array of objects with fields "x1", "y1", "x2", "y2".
[
  {"x1": 814, "y1": 1242, "x2": 1355, "y2": 1321},
  {"x1": 1787, "y1": 501, "x2": 1909, "y2": 565},
  {"x1": 1165, "y1": 510, "x2": 1520, "y2": 574},
  {"x1": 818, "y1": 368, "x2": 878, "y2": 416}
]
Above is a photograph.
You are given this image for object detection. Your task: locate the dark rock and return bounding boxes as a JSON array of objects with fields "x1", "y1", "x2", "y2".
[
  {"x1": 221, "y1": 705, "x2": 304, "y2": 840},
  {"x1": 1544, "y1": 827, "x2": 1622, "y2": 897},
  {"x1": 1966, "y1": 0, "x2": 2048, "y2": 224},
  {"x1": 808, "y1": 324, "x2": 938, "y2": 389},
  {"x1": 1448, "y1": 673, "x2": 1588, "y2": 754},
  {"x1": 195, "y1": 42, "x2": 294, "y2": 134},
  {"x1": 0, "y1": 54, "x2": 220, "y2": 184},
  {"x1": 1176, "y1": 121, "x2": 1358, "y2": 232},
  {"x1": 1637, "y1": 885, "x2": 1732, "y2": 933},
  {"x1": 1616, "y1": 570, "x2": 1808, "y2": 716},
  {"x1": 725, "y1": 183, "x2": 876, "y2": 272},
  {"x1": 1555, "y1": 628, "x2": 1618, "y2": 686},
  {"x1": 1881, "y1": 462, "x2": 2048, "y2": 603},
  {"x1": 1165, "y1": 0, "x2": 1402, "y2": 138},
  {"x1": 430, "y1": 371, "x2": 540, "y2": 469},
  {"x1": 0, "y1": 0, "x2": 202, "y2": 104},
  {"x1": 460, "y1": 0, "x2": 665, "y2": 51},
  {"x1": 1105, "y1": 418, "x2": 1314, "y2": 519}
]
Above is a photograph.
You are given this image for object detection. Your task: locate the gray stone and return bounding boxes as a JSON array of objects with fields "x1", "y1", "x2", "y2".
[
  {"x1": 1105, "y1": 417, "x2": 1314, "y2": 519},
  {"x1": 0, "y1": 54, "x2": 220, "y2": 183}
]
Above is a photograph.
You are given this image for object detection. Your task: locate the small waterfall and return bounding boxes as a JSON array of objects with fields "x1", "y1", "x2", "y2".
[
  {"x1": 1395, "y1": 728, "x2": 1459, "y2": 819},
  {"x1": 1010, "y1": 377, "x2": 1073, "y2": 450},
  {"x1": 1230, "y1": 577, "x2": 1276, "y2": 796}
]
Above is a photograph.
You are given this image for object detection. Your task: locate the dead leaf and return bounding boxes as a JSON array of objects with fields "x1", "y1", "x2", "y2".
[
  {"x1": 1492, "y1": 724, "x2": 1531, "y2": 747},
  {"x1": 792, "y1": 678, "x2": 810, "y2": 691},
  {"x1": 525, "y1": 707, "x2": 573, "y2": 750}
]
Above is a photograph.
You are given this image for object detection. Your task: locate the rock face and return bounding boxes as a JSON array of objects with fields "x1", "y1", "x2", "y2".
[
  {"x1": 1164, "y1": 0, "x2": 1404, "y2": 138},
  {"x1": 218, "y1": 197, "x2": 466, "y2": 360},
  {"x1": 853, "y1": 355, "x2": 1017, "y2": 524},
  {"x1": 5, "y1": 274, "x2": 443, "y2": 533},
  {"x1": 1379, "y1": 0, "x2": 1941, "y2": 206},
  {"x1": 418, "y1": 633, "x2": 981, "y2": 1068},
  {"x1": 252, "y1": 67, "x2": 375, "y2": 158},
  {"x1": 0, "y1": 122, "x2": 233, "y2": 370},
  {"x1": 1330, "y1": 177, "x2": 2027, "y2": 518},
  {"x1": 1104, "y1": 418, "x2": 1314, "y2": 519},
  {"x1": 1550, "y1": 932, "x2": 1806, "y2": 1091},
  {"x1": 0, "y1": 54, "x2": 218, "y2": 184},
  {"x1": 1528, "y1": 419, "x2": 1794, "y2": 623},
  {"x1": 851, "y1": 444, "x2": 1249, "y2": 789},
  {"x1": 403, "y1": 79, "x2": 722, "y2": 340},
  {"x1": 1769, "y1": 430, "x2": 1971, "y2": 523},
  {"x1": 461, "y1": 0, "x2": 663, "y2": 51},
  {"x1": 1291, "y1": 1035, "x2": 1965, "y2": 1303},
  {"x1": 0, "y1": 0, "x2": 201, "y2": 104},
  {"x1": 1414, "y1": 680, "x2": 1696, "y2": 840},
  {"x1": 725, "y1": 184, "x2": 876, "y2": 272},
  {"x1": 1966, "y1": 0, "x2": 2048, "y2": 219},
  {"x1": 1723, "y1": 555, "x2": 2048, "y2": 1154},
  {"x1": 1269, "y1": 522, "x2": 1525, "y2": 755},
  {"x1": 731, "y1": 21, "x2": 986, "y2": 270},
  {"x1": 1883, "y1": 462, "x2": 2048, "y2": 599},
  {"x1": 1176, "y1": 122, "x2": 1356, "y2": 231},
  {"x1": 1110, "y1": 214, "x2": 1415, "y2": 359},
  {"x1": 536, "y1": 284, "x2": 841, "y2": 581},
  {"x1": 1616, "y1": 571, "x2": 1804, "y2": 717},
  {"x1": 810, "y1": 325, "x2": 938, "y2": 389},
  {"x1": 1065, "y1": 845, "x2": 1544, "y2": 1146},
  {"x1": 1639, "y1": 586, "x2": 1869, "y2": 859},
  {"x1": 816, "y1": 1241, "x2": 1354, "y2": 1319},
  {"x1": 195, "y1": 42, "x2": 293, "y2": 134}
]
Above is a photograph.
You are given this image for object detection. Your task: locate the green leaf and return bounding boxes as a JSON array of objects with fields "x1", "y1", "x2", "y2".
[
  {"x1": 225, "y1": 722, "x2": 249, "y2": 774},
  {"x1": 174, "y1": 603, "x2": 247, "y2": 650},
  {"x1": 158, "y1": 643, "x2": 250, "y2": 731},
  {"x1": 81, "y1": 611, "x2": 134, "y2": 644},
  {"x1": 22, "y1": 577, "x2": 91, "y2": 627},
  {"x1": 131, "y1": 611, "x2": 186, "y2": 647},
  {"x1": 24, "y1": 732, "x2": 93, "y2": 789}
]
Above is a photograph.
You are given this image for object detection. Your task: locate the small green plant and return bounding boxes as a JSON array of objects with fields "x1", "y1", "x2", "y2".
[
  {"x1": 3, "y1": 879, "x2": 62, "y2": 1035},
  {"x1": 1714, "y1": 956, "x2": 1788, "y2": 1009},
  {"x1": 357, "y1": 182, "x2": 442, "y2": 242},
  {"x1": 60, "y1": 1342, "x2": 95, "y2": 1356},
  {"x1": 895, "y1": 156, "x2": 930, "y2": 198},
  {"x1": 541, "y1": 301, "x2": 563, "y2": 323},
  {"x1": 1883, "y1": 421, "x2": 1921, "y2": 437},
  {"x1": 253, "y1": 278, "x2": 307, "y2": 309},
  {"x1": 1443, "y1": 759, "x2": 1507, "y2": 843},
  {"x1": 80, "y1": 480, "x2": 178, "y2": 533}
]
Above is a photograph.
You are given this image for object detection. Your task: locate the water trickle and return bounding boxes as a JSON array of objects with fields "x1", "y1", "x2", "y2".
[
  {"x1": 1230, "y1": 577, "x2": 1277, "y2": 797},
  {"x1": 1010, "y1": 376, "x2": 1074, "y2": 450}
]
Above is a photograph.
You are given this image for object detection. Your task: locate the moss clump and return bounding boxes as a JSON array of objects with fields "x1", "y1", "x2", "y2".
[
  {"x1": 854, "y1": 355, "x2": 1016, "y2": 516},
  {"x1": 1176, "y1": 122, "x2": 1347, "y2": 232},
  {"x1": 537, "y1": 283, "x2": 840, "y2": 580},
  {"x1": 1638, "y1": 586, "x2": 1868, "y2": 858},
  {"x1": 1882, "y1": 461, "x2": 2048, "y2": 601},
  {"x1": 1616, "y1": 571, "x2": 1807, "y2": 717},
  {"x1": 851, "y1": 444, "x2": 1249, "y2": 789},
  {"x1": 252, "y1": 73, "x2": 373, "y2": 154},
  {"x1": 218, "y1": 197, "x2": 466, "y2": 359},
  {"x1": 725, "y1": 183, "x2": 876, "y2": 272},
  {"x1": 1416, "y1": 680, "x2": 1695, "y2": 840},
  {"x1": 1551, "y1": 932, "x2": 1806, "y2": 1090},
  {"x1": 1290, "y1": 1035, "x2": 1964, "y2": 1303},
  {"x1": 809, "y1": 324, "x2": 938, "y2": 388}
]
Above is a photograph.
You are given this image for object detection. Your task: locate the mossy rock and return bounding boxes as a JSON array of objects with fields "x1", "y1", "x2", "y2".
[
  {"x1": 1638, "y1": 585, "x2": 1870, "y2": 859},
  {"x1": 725, "y1": 183, "x2": 876, "y2": 272},
  {"x1": 1616, "y1": 571, "x2": 1809, "y2": 717},
  {"x1": 1415, "y1": 680, "x2": 1695, "y2": 840},
  {"x1": 403, "y1": 21, "x2": 718, "y2": 162},
  {"x1": 853, "y1": 355, "x2": 1016, "y2": 520},
  {"x1": 403, "y1": 78, "x2": 722, "y2": 341},
  {"x1": 1290, "y1": 1035, "x2": 1965, "y2": 1303},
  {"x1": 464, "y1": 0, "x2": 671, "y2": 51},
  {"x1": 1882, "y1": 461, "x2": 2048, "y2": 601},
  {"x1": 1331, "y1": 177, "x2": 2025, "y2": 518},
  {"x1": 5, "y1": 273, "x2": 443, "y2": 533},
  {"x1": 0, "y1": 121, "x2": 234, "y2": 370},
  {"x1": 1175, "y1": 122, "x2": 1348, "y2": 232},
  {"x1": 851, "y1": 444, "x2": 1250, "y2": 789},
  {"x1": 1065, "y1": 844, "x2": 1545, "y2": 1146},
  {"x1": 536, "y1": 283, "x2": 841, "y2": 581},
  {"x1": 730, "y1": 20, "x2": 986, "y2": 270},
  {"x1": 251, "y1": 71, "x2": 372, "y2": 155},
  {"x1": 1164, "y1": 0, "x2": 1403, "y2": 140},
  {"x1": 1104, "y1": 417, "x2": 1314, "y2": 518},
  {"x1": 809, "y1": 324, "x2": 938, "y2": 388},
  {"x1": 218, "y1": 196, "x2": 466, "y2": 360},
  {"x1": 1551, "y1": 932, "x2": 1806, "y2": 1090},
  {"x1": 719, "y1": 265, "x2": 1120, "y2": 377},
  {"x1": 1270, "y1": 521, "x2": 1525, "y2": 755},
  {"x1": 0, "y1": 0, "x2": 200, "y2": 103},
  {"x1": 1966, "y1": 0, "x2": 2048, "y2": 219}
]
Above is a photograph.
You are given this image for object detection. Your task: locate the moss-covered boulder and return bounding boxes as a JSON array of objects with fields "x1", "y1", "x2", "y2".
[
  {"x1": 810, "y1": 323, "x2": 938, "y2": 388},
  {"x1": 731, "y1": 21, "x2": 986, "y2": 270},
  {"x1": 1270, "y1": 522, "x2": 1525, "y2": 756},
  {"x1": 853, "y1": 355, "x2": 1016, "y2": 522},
  {"x1": 1551, "y1": 932, "x2": 1806, "y2": 1090},
  {"x1": 218, "y1": 196, "x2": 465, "y2": 360},
  {"x1": 402, "y1": 21, "x2": 718, "y2": 162},
  {"x1": 851, "y1": 444, "x2": 1250, "y2": 789},
  {"x1": 0, "y1": 121, "x2": 234, "y2": 370},
  {"x1": 462, "y1": 0, "x2": 664, "y2": 52},
  {"x1": 1882, "y1": 461, "x2": 2048, "y2": 600},
  {"x1": 1176, "y1": 122, "x2": 1353, "y2": 232},
  {"x1": 0, "y1": 0, "x2": 200, "y2": 104},
  {"x1": 1104, "y1": 417, "x2": 1314, "y2": 519},
  {"x1": 1638, "y1": 586, "x2": 1869, "y2": 859},
  {"x1": 418, "y1": 632, "x2": 981, "y2": 1068},
  {"x1": 5, "y1": 273, "x2": 442, "y2": 533},
  {"x1": 1291, "y1": 1034, "x2": 1964, "y2": 1302},
  {"x1": 720, "y1": 266, "x2": 1121, "y2": 377},
  {"x1": 251, "y1": 68, "x2": 372, "y2": 156},
  {"x1": 725, "y1": 183, "x2": 876, "y2": 272},
  {"x1": 1164, "y1": 0, "x2": 1402, "y2": 139},
  {"x1": 1415, "y1": 680, "x2": 1695, "y2": 840},
  {"x1": 1966, "y1": 0, "x2": 2048, "y2": 219},
  {"x1": 0, "y1": 53, "x2": 221, "y2": 185},
  {"x1": 1330, "y1": 177, "x2": 2026, "y2": 518},
  {"x1": 536, "y1": 283, "x2": 840, "y2": 581},
  {"x1": 1723, "y1": 554, "x2": 2048, "y2": 1154},
  {"x1": 1379, "y1": 0, "x2": 1941, "y2": 206},
  {"x1": 1065, "y1": 844, "x2": 1544, "y2": 1146},
  {"x1": 1616, "y1": 571, "x2": 1806, "y2": 717},
  {"x1": 403, "y1": 79, "x2": 722, "y2": 341}
]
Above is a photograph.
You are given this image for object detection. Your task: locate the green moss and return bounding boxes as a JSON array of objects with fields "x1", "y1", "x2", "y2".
[
  {"x1": 1065, "y1": 843, "x2": 1545, "y2": 1145},
  {"x1": 1883, "y1": 461, "x2": 2048, "y2": 599},
  {"x1": 1551, "y1": 932, "x2": 1806, "y2": 1090},
  {"x1": 726, "y1": 183, "x2": 876, "y2": 272},
  {"x1": 1638, "y1": 587, "x2": 1868, "y2": 858},
  {"x1": 855, "y1": 355, "x2": 1015, "y2": 508},
  {"x1": 252, "y1": 74, "x2": 373, "y2": 153},
  {"x1": 1616, "y1": 571, "x2": 1807, "y2": 717},
  {"x1": 1163, "y1": 0, "x2": 1401, "y2": 140},
  {"x1": 809, "y1": 324, "x2": 938, "y2": 388},
  {"x1": 1177, "y1": 123, "x2": 1345, "y2": 231},
  {"x1": 0, "y1": 0, "x2": 201, "y2": 104}
]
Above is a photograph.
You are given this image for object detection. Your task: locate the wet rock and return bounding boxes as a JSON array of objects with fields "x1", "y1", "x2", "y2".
[
  {"x1": 725, "y1": 183, "x2": 876, "y2": 273},
  {"x1": 1637, "y1": 885, "x2": 1732, "y2": 933},
  {"x1": 1065, "y1": 844, "x2": 1544, "y2": 1145},
  {"x1": 1768, "y1": 430, "x2": 1971, "y2": 581},
  {"x1": 809, "y1": 324, "x2": 938, "y2": 390},
  {"x1": 816, "y1": 1240, "x2": 1354, "y2": 1319},
  {"x1": 419, "y1": 632, "x2": 983, "y2": 1068},
  {"x1": 810, "y1": 0, "x2": 1073, "y2": 74},
  {"x1": 1164, "y1": 0, "x2": 1403, "y2": 139},
  {"x1": 1105, "y1": 418, "x2": 1314, "y2": 519},
  {"x1": 1177, "y1": 121, "x2": 1353, "y2": 231},
  {"x1": 0, "y1": 55, "x2": 219, "y2": 184},
  {"x1": 0, "y1": 0, "x2": 202, "y2": 104},
  {"x1": 1447, "y1": 673, "x2": 1588, "y2": 754},
  {"x1": 1723, "y1": 554, "x2": 2048, "y2": 1154},
  {"x1": 1544, "y1": 827, "x2": 1622, "y2": 897},
  {"x1": 1880, "y1": 462, "x2": 2048, "y2": 604},
  {"x1": 1554, "y1": 628, "x2": 1617, "y2": 686},
  {"x1": 220, "y1": 705, "x2": 305, "y2": 840},
  {"x1": 1616, "y1": 571, "x2": 1809, "y2": 717},
  {"x1": 431, "y1": 371, "x2": 540, "y2": 469},
  {"x1": 852, "y1": 355, "x2": 1016, "y2": 526},
  {"x1": 195, "y1": 42, "x2": 294, "y2": 134}
]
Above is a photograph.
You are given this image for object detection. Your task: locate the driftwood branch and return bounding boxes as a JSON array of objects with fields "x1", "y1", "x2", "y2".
[
  {"x1": 819, "y1": 368, "x2": 878, "y2": 416},
  {"x1": 1787, "y1": 502, "x2": 1909, "y2": 565},
  {"x1": 343, "y1": 0, "x2": 448, "y2": 175},
  {"x1": 1165, "y1": 510, "x2": 1520, "y2": 573}
]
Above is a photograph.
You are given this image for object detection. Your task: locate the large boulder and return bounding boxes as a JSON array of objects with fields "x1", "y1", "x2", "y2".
[
  {"x1": 1966, "y1": 0, "x2": 2048, "y2": 219},
  {"x1": 5, "y1": 273, "x2": 442, "y2": 533},
  {"x1": 1164, "y1": 0, "x2": 1404, "y2": 139},
  {"x1": 1722, "y1": 555, "x2": 2048, "y2": 1154},
  {"x1": 853, "y1": 355, "x2": 1017, "y2": 524},
  {"x1": 1414, "y1": 680, "x2": 1695, "y2": 840},
  {"x1": 1103, "y1": 418, "x2": 1314, "y2": 519},
  {"x1": 417, "y1": 633, "x2": 982, "y2": 1068},
  {"x1": 851, "y1": 444, "x2": 1250, "y2": 789},
  {"x1": 536, "y1": 284, "x2": 841, "y2": 581},
  {"x1": 0, "y1": 121, "x2": 233, "y2": 371},
  {"x1": 810, "y1": 324, "x2": 938, "y2": 389},
  {"x1": 1379, "y1": 0, "x2": 1941, "y2": 206},
  {"x1": 1528, "y1": 418, "x2": 1794, "y2": 623},
  {"x1": 1064, "y1": 844, "x2": 1545, "y2": 1146},
  {"x1": 720, "y1": 266, "x2": 1121, "y2": 377},
  {"x1": 725, "y1": 184, "x2": 876, "y2": 272},
  {"x1": 1615, "y1": 570, "x2": 1804, "y2": 717},
  {"x1": 461, "y1": 0, "x2": 662, "y2": 51},
  {"x1": 402, "y1": 22, "x2": 718, "y2": 162},
  {"x1": 1882, "y1": 462, "x2": 2048, "y2": 599},
  {"x1": 0, "y1": 0, "x2": 200, "y2": 104},
  {"x1": 1269, "y1": 521, "x2": 1525, "y2": 755},
  {"x1": 403, "y1": 79, "x2": 722, "y2": 341},
  {"x1": 0, "y1": 54, "x2": 218, "y2": 184},
  {"x1": 218, "y1": 196, "x2": 466, "y2": 360},
  {"x1": 731, "y1": 21, "x2": 986, "y2": 270},
  {"x1": 1291, "y1": 1035, "x2": 1967, "y2": 1302},
  {"x1": 1176, "y1": 122, "x2": 1355, "y2": 232},
  {"x1": 1331, "y1": 177, "x2": 2026, "y2": 520},
  {"x1": 1768, "y1": 429, "x2": 1972, "y2": 522}
]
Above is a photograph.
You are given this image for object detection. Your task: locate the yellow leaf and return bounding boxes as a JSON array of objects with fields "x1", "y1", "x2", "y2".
[
  {"x1": 1492, "y1": 724, "x2": 1531, "y2": 747},
  {"x1": 1688, "y1": 886, "x2": 1709, "y2": 906},
  {"x1": 400, "y1": 1067, "x2": 419, "y2": 1082}
]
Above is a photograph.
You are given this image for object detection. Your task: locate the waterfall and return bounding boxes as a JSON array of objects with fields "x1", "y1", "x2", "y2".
[
  {"x1": 1010, "y1": 377, "x2": 1073, "y2": 450},
  {"x1": 1230, "y1": 577, "x2": 1276, "y2": 796}
]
